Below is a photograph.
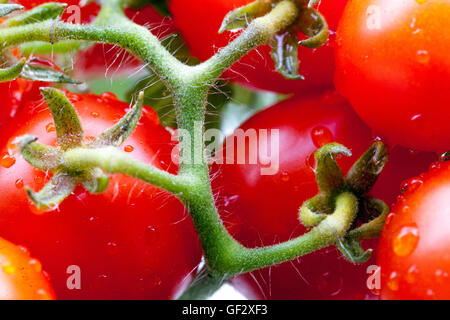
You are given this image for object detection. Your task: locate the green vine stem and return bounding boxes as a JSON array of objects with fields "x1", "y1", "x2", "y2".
[{"x1": 3, "y1": 0, "x2": 389, "y2": 299}]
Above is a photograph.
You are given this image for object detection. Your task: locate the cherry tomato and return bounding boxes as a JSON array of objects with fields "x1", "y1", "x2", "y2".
[
  {"x1": 378, "y1": 159, "x2": 450, "y2": 300},
  {"x1": 212, "y1": 91, "x2": 436, "y2": 299},
  {"x1": 0, "y1": 237, "x2": 55, "y2": 300},
  {"x1": 12, "y1": 0, "x2": 99, "y2": 23},
  {"x1": 75, "y1": 5, "x2": 176, "y2": 77},
  {"x1": 170, "y1": 0, "x2": 348, "y2": 94},
  {"x1": 0, "y1": 91, "x2": 201, "y2": 299},
  {"x1": 335, "y1": 0, "x2": 450, "y2": 153},
  {"x1": 0, "y1": 79, "x2": 44, "y2": 126}
]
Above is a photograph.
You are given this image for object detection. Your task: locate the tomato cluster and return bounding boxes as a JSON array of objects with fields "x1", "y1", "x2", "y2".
[{"x1": 0, "y1": 0, "x2": 449, "y2": 301}]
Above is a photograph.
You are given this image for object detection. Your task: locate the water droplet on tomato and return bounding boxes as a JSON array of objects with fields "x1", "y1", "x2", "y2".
[
  {"x1": 392, "y1": 225, "x2": 419, "y2": 257},
  {"x1": 387, "y1": 271, "x2": 400, "y2": 291},
  {"x1": 435, "y1": 269, "x2": 448, "y2": 284},
  {"x1": 385, "y1": 212, "x2": 395, "y2": 226},
  {"x1": 106, "y1": 241, "x2": 119, "y2": 255},
  {"x1": 280, "y1": 171, "x2": 290, "y2": 182},
  {"x1": 29, "y1": 259, "x2": 42, "y2": 273},
  {"x1": 306, "y1": 152, "x2": 317, "y2": 173},
  {"x1": 88, "y1": 216, "x2": 100, "y2": 228},
  {"x1": 124, "y1": 145, "x2": 134, "y2": 153},
  {"x1": 15, "y1": 178, "x2": 24, "y2": 189},
  {"x1": 66, "y1": 92, "x2": 81, "y2": 103},
  {"x1": 0, "y1": 153, "x2": 16, "y2": 168},
  {"x1": 36, "y1": 289, "x2": 52, "y2": 300},
  {"x1": 311, "y1": 126, "x2": 333, "y2": 148},
  {"x1": 416, "y1": 50, "x2": 430, "y2": 65},
  {"x1": 100, "y1": 92, "x2": 118, "y2": 100},
  {"x1": 406, "y1": 265, "x2": 419, "y2": 284},
  {"x1": 145, "y1": 226, "x2": 159, "y2": 245},
  {"x1": 91, "y1": 111, "x2": 100, "y2": 118}
]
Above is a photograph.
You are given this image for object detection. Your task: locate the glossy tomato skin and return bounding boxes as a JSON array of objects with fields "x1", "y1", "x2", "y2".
[
  {"x1": 13, "y1": 0, "x2": 99, "y2": 23},
  {"x1": 170, "y1": 0, "x2": 348, "y2": 94},
  {"x1": 335, "y1": 0, "x2": 450, "y2": 152},
  {"x1": 378, "y1": 160, "x2": 450, "y2": 300},
  {"x1": 75, "y1": 5, "x2": 175, "y2": 77},
  {"x1": 0, "y1": 237, "x2": 55, "y2": 300},
  {"x1": 0, "y1": 92, "x2": 201, "y2": 299},
  {"x1": 213, "y1": 91, "x2": 436, "y2": 299},
  {"x1": 0, "y1": 79, "x2": 44, "y2": 126}
]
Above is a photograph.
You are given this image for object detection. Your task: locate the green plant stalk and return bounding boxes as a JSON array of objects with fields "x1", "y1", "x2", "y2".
[{"x1": 2, "y1": 0, "x2": 366, "y2": 299}]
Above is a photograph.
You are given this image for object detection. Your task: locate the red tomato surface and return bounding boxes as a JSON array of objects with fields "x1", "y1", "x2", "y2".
[
  {"x1": 335, "y1": 0, "x2": 450, "y2": 153},
  {"x1": 212, "y1": 91, "x2": 436, "y2": 299},
  {"x1": 170, "y1": 0, "x2": 348, "y2": 94},
  {"x1": 378, "y1": 160, "x2": 450, "y2": 300},
  {"x1": 13, "y1": 0, "x2": 99, "y2": 23},
  {"x1": 0, "y1": 79, "x2": 44, "y2": 126},
  {"x1": 0, "y1": 237, "x2": 55, "y2": 300},
  {"x1": 0, "y1": 91, "x2": 201, "y2": 299}
]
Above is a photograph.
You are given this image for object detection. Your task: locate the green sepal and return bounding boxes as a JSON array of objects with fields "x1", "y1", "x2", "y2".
[
  {"x1": 16, "y1": 135, "x2": 62, "y2": 171},
  {"x1": 348, "y1": 197, "x2": 389, "y2": 239},
  {"x1": 219, "y1": 0, "x2": 272, "y2": 33},
  {"x1": 0, "y1": 58, "x2": 26, "y2": 82},
  {"x1": 90, "y1": 91, "x2": 144, "y2": 148},
  {"x1": 298, "y1": 8, "x2": 329, "y2": 49},
  {"x1": 314, "y1": 143, "x2": 351, "y2": 194},
  {"x1": 81, "y1": 168, "x2": 110, "y2": 194},
  {"x1": 299, "y1": 193, "x2": 330, "y2": 228},
  {"x1": 336, "y1": 236, "x2": 372, "y2": 264},
  {"x1": 3, "y1": 2, "x2": 66, "y2": 27},
  {"x1": 0, "y1": 3, "x2": 23, "y2": 18},
  {"x1": 25, "y1": 172, "x2": 76, "y2": 212},
  {"x1": 40, "y1": 87, "x2": 84, "y2": 150},
  {"x1": 20, "y1": 62, "x2": 82, "y2": 84},
  {"x1": 270, "y1": 29, "x2": 303, "y2": 80},
  {"x1": 346, "y1": 141, "x2": 388, "y2": 196}
]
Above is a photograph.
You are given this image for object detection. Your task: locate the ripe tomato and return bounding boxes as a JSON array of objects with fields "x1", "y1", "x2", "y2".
[
  {"x1": 212, "y1": 91, "x2": 436, "y2": 299},
  {"x1": 0, "y1": 79, "x2": 44, "y2": 126},
  {"x1": 12, "y1": 0, "x2": 99, "y2": 23},
  {"x1": 0, "y1": 237, "x2": 55, "y2": 300},
  {"x1": 75, "y1": 5, "x2": 176, "y2": 77},
  {"x1": 335, "y1": 0, "x2": 450, "y2": 153},
  {"x1": 0, "y1": 91, "x2": 201, "y2": 299},
  {"x1": 378, "y1": 160, "x2": 450, "y2": 300},
  {"x1": 170, "y1": 0, "x2": 348, "y2": 94}
]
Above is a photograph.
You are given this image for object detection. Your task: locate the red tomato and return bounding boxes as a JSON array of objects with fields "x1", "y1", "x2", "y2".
[
  {"x1": 12, "y1": 0, "x2": 99, "y2": 23},
  {"x1": 0, "y1": 79, "x2": 44, "y2": 125},
  {"x1": 0, "y1": 237, "x2": 55, "y2": 300},
  {"x1": 335, "y1": 0, "x2": 450, "y2": 153},
  {"x1": 212, "y1": 91, "x2": 436, "y2": 299},
  {"x1": 170, "y1": 0, "x2": 348, "y2": 94},
  {"x1": 0, "y1": 91, "x2": 201, "y2": 299},
  {"x1": 378, "y1": 160, "x2": 450, "y2": 300},
  {"x1": 75, "y1": 5, "x2": 176, "y2": 77}
]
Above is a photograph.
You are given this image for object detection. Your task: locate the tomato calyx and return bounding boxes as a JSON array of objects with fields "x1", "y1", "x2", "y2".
[
  {"x1": 15, "y1": 88, "x2": 145, "y2": 212},
  {"x1": 299, "y1": 141, "x2": 390, "y2": 263},
  {"x1": 218, "y1": 0, "x2": 329, "y2": 80}
]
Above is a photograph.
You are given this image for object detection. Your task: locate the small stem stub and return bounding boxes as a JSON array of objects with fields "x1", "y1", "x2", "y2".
[
  {"x1": 17, "y1": 89, "x2": 146, "y2": 212},
  {"x1": 299, "y1": 141, "x2": 390, "y2": 263}
]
